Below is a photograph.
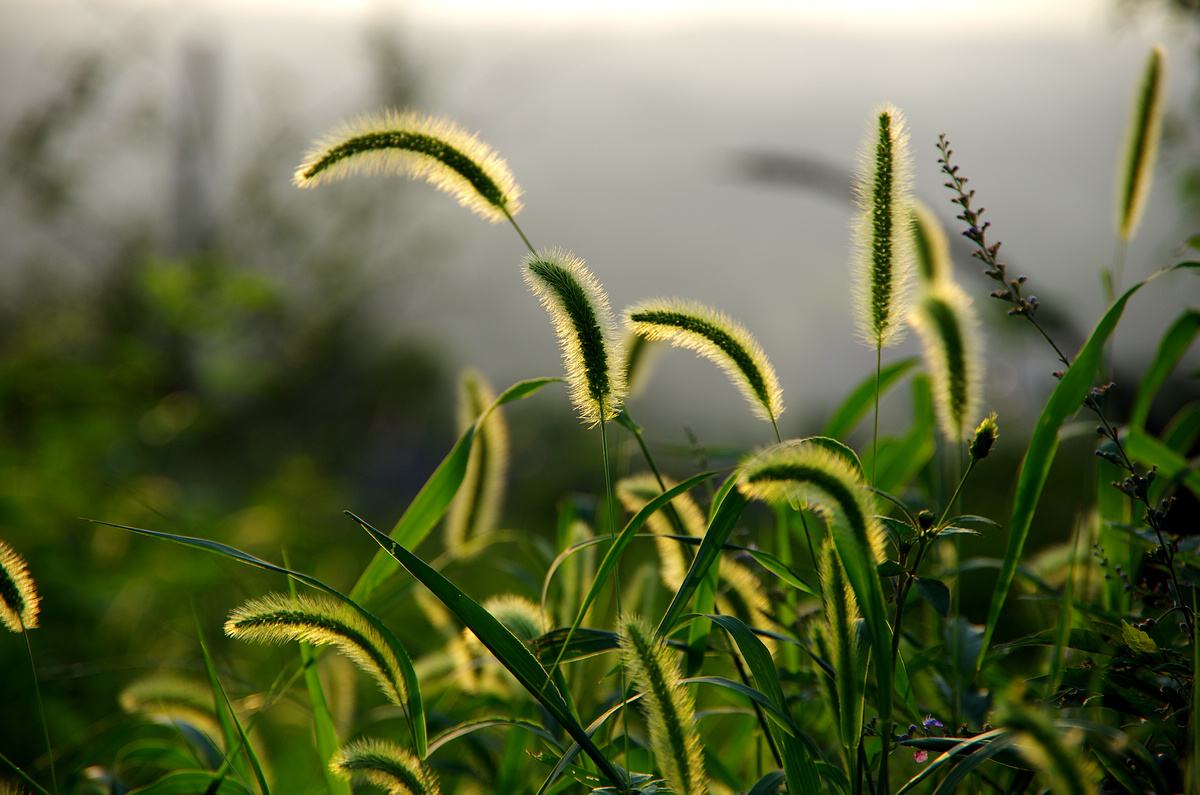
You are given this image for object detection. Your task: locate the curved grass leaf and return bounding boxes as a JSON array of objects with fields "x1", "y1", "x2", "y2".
[
  {"x1": 196, "y1": 625, "x2": 269, "y2": 795},
  {"x1": 977, "y1": 263, "x2": 1197, "y2": 670},
  {"x1": 127, "y1": 771, "x2": 255, "y2": 795},
  {"x1": 823, "y1": 357, "x2": 918, "y2": 440},
  {"x1": 896, "y1": 728, "x2": 1010, "y2": 794},
  {"x1": 87, "y1": 520, "x2": 427, "y2": 758},
  {"x1": 427, "y1": 717, "x2": 562, "y2": 756},
  {"x1": 349, "y1": 513, "x2": 627, "y2": 791},
  {"x1": 707, "y1": 614, "x2": 820, "y2": 794},
  {"x1": 747, "y1": 770, "x2": 786, "y2": 795},
  {"x1": 350, "y1": 377, "x2": 559, "y2": 605}
]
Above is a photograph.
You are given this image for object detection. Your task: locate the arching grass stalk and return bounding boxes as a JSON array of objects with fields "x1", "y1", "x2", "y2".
[{"x1": 1, "y1": 540, "x2": 55, "y2": 795}]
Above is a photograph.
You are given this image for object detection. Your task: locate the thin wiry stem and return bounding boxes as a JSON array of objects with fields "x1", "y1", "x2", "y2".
[
  {"x1": 504, "y1": 207, "x2": 537, "y2": 256},
  {"x1": 599, "y1": 412, "x2": 630, "y2": 767},
  {"x1": 938, "y1": 134, "x2": 1191, "y2": 631},
  {"x1": 21, "y1": 617, "x2": 57, "y2": 795},
  {"x1": 0, "y1": 748, "x2": 52, "y2": 795},
  {"x1": 871, "y1": 342, "x2": 882, "y2": 485}
]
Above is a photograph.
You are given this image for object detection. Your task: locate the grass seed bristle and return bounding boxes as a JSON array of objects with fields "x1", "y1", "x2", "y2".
[
  {"x1": 331, "y1": 737, "x2": 441, "y2": 795},
  {"x1": 0, "y1": 539, "x2": 39, "y2": 633},
  {"x1": 852, "y1": 104, "x2": 914, "y2": 348},
  {"x1": 625, "y1": 298, "x2": 784, "y2": 425},
  {"x1": 294, "y1": 109, "x2": 522, "y2": 223},
  {"x1": 225, "y1": 593, "x2": 406, "y2": 706},
  {"x1": 910, "y1": 281, "x2": 983, "y2": 441},
  {"x1": 911, "y1": 200, "x2": 952, "y2": 286},
  {"x1": 445, "y1": 368, "x2": 509, "y2": 550},
  {"x1": 524, "y1": 249, "x2": 625, "y2": 425},
  {"x1": 1117, "y1": 46, "x2": 1165, "y2": 242}
]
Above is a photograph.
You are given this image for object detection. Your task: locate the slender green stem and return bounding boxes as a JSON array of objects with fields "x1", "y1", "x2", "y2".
[
  {"x1": 770, "y1": 414, "x2": 783, "y2": 445},
  {"x1": 871, "y1": 342, "x2": 882, "y2": 486},
  {"x1": 504, "y1": 208, "x2": 537, "y2": 256},
  {"x1": 599, "y1": 413, "x2": 630, "y2": 772},
  {"x1": 935, "y1": 458, "x2": 977, "y2": 530},
  {"x1": 21, "y1": 619, "x2": 57, "y2": 795},
  {"x1": 0, "y1": 748, "x2": 52, "y2": 795}
]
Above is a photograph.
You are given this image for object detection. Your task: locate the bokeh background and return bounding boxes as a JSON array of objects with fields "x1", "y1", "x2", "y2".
[{"x1": 1, "y1": 0, "x2": 1198, "y2": 787}]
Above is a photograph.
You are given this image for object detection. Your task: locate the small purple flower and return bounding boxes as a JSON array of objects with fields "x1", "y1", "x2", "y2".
[
  {"x1": 923, "y1": 715, "x2": 944, "y2": 731},
  {"x1": 913, "y1": 749, "x2": 929, "y2": 764}
]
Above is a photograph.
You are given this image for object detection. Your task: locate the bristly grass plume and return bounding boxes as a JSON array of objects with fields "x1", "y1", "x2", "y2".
[
  {"x1": 910, "y1": 281, "x2": 983, "y2": 441},
  {"x1": 852, "y1": 104, "x2": 914, "y2": 348},
  {"x1": 618, "y1": 614, "x2": 707, "y2": 795},
  {"x1": 524, "y1": 249, "x2": 626, "y2": 425},
  {"x1": 294, "y1": 109, "x2": 522, "y2": 223},
  {"x1": 225, "y1": 593, "x2": 407, "y2": 706},
  {"x1": 444, "y1": 369, "x2": 509, "y2": 550},
  {"x1": 816, "y1": 537, "x2": 867, "y2": 756},
  {"x1": 331, "y1": 738, "x2": 441, "y2": 795},
  {"x1": 0, "y1": 538, "x2": 39, "y2": 633},
  {"x1": 1116, "y1": 46, "x2": 1165, "y2": 243},
  {"x1": 119, "y1": 675, "x2": 223, "y2": 740},
  {"x1": 625, "y1": 299, "x2": 784, "y2": 430},
  {"x1": 911, "y1": 200, "x2": 952, "y2": 287}
]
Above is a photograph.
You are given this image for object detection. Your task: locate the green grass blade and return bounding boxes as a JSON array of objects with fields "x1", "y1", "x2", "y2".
[
  {"x1": 655, "y1": 474, "x2": 747, "y2": 637},
  {"x1": 351, "y1": 377, "x2": 560, "y2": 604},
  {"x1": 708, "y1": 614, "x2": 821, "y2": 794},
  {"x1": 196, "y1": 623, "x2": 269, "y2": 795},
  {"x1": 1129, "y1": 310, "x2": 1200, "y2": 429},
  {"x1": 895, "y1": 728, "x2": 1010, "y2": 794},
  {"x1": 89, "y1": 520, "x2": 427, "y2": 757},
  {"x1": 127, "y1": 771, "x2": 256, "y2": 795},
  {"x1": 428, "y1": 717, "x2": 563, "y2": 756},
  {"x1": 823, "y1": 356, "x2": 919, "y2": 439},
  {"x1": 549, "y1": 472, "x2": 714, "y2": 676},
  {"x1": 747, "y1": 771, "x2": 786, "y2": 795},
  {"x1": 349, "y1": 512, "x2": 628, "y2": 792},
  {"x1": 283, "y1": 557, "x2": 352, "y2": 795},
  {"x1": 976, "y1": 263, "x2": 1197, "y2": 671}
]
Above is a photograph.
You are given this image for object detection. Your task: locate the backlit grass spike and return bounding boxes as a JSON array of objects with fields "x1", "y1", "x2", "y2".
[
  {"x1": 910, "y1": 281, "x2": 983, "y2": 441},
  {"x1": 911, "y1": 200, "x2": 952, "y2": 286},
  {"x1": 1116, "y1": 46, "x2": 1165, "y2": 242},
  {"x1": 625, "y1": 298, "x2": 784, "y2": 426},
  {"x1": 817, "y1": 538, "x2": 867, "y2": 754},
  {"x1": 294, "y1": 109, "x2": 522, "y2": 223},
  {"x1": 119, "y1": 674, "x2": 222, "y2": 741},
  {"x1": 445, "y1": 368, "x2": 509, "y2": 550},
  {"x1": 331, "y1": 737, "x2": 441, "y2": 795},
  {"x1": 0, "y1": 538, "x2": 39, "y2": 633},
  {"x1": 618, "y1": 614, "x2": 707, "y2": 795},
  {"x1": 738, "y1": 441, "x2": 885, "y2": 563},
  {"x1": 852, "y1": 104, "x2": 915, "y2": 348},
  {"x1": 225, "y1": 593, "x2": 406, "y2": 706},
  {"x1": 524, "y1": 249, "x2": 626, "y2": 425}
]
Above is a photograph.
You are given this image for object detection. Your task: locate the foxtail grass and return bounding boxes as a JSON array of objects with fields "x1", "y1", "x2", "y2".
[
  {"x1": 331, "y1": 738, "x2": 440, "y2": 795},
  {"x1": 1116, "y1": 46, "x2": 1165, "y2": 246},
  {"x1": 911, "y1": 200, "x2": 951, "y2": 287},
  {"x1": 739, "y1": 442, "x2": 885, "y2": 564},
  {"x1": 910, "y1": 281, "x2": 983, "y2": 441},
  {"x1": 1, "y1": 540, "x2": 55, "y2": 795},
  {"x1": 294, "y1": 110, "x2": 521, "y2": 225},
  {"x1": 851, "y1": 105, "x2": 914, "y2": 484},
  {"x1": 816, "y1": 538, "x2": 866, "y2": 760},
  {"x1": 618, "y1": 615, "x2": 707, "y2": 795},
  {"x1": 998, "y1": 696, "x2": 1099, "y2": 795},
  {"x1": 225, "y1": 593, "x2": 406, "y2": 706},
  {"x1": 625, "y1": 299, "x2": 784, "y2": 435},
  {"x1": 119, "y1": 675, "x2": 223, "y2": 741},
  {"x1": 444, "y1": 369, "x2": 509, "y2": 551},
  {"x1": 524, "y1": 249, "x2": 625, "y2": 426}
]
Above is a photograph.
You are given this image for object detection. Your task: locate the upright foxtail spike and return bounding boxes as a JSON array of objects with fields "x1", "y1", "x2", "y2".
[
  {"x1": 1117, "y1": 46, "x2": 1165, "y2": 243},
  {"x1": 910, "y1": 282, "x2": 984, "y2": 441},
  {"x1": 294, "y1": 109, "x2": 522, "y2": 223},
  {"x1": 444, "y1": 368, "x2": 509, "y2": 550},
  {"x1": 852, "y1": 104, "x2": 915, "y2": 348},
  {"x1": 625, "y1": 299, "x2": 784, "y2": 425},
  {"x1": 524, "y1": 249, "x2": 626, "y2": 425},
  {"x1": 225, "y1": 593, "x2": 407, "y2": 706},
  {"x1": 0, "y1": 539, "x2": 39, "y2": 633},
  {"x1": 618, "y1": 614, "x2": 707, "y2": 795}
]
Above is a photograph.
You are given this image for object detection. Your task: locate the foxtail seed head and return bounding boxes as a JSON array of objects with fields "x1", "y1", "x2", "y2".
[
  {"x1": 910, "y1": 282, "x2": 983, "y2": 441},
  {"x1": 618, "y1": 614, "x2": 707, "y2": 795},
  {"x1": 225, "y1": 593, "x2": 406, "y2": 706},
  {"x1": 817, "y1": 537, "x2": 867, "y2": 753},
  {"x1": 617, "y1": 474, "x2": 705, "y2": 590},
  {"x1": 1117, "y1": 46, "x2": 1165, "y2": 242},
  {"x1": 625, "y1": 298, "x2": 784, "y2": 424},
  {"x1": 0, "y1": 539, "x2": 39, "y2": 632},
  {"x1": 119, "y1": 674, "x2": 223, "y2": 741},
  {"x1": 911, "y1": 200, "x2": 952, "y2": 287},
  {"x1": 739, "y1": 441, "x2": 885, "y2": 563},
  {"x1": 331, "y1": 738, "x2": 441, "y2": 795},
  {"x1": 852, "y1": 104, "x2": 915, "y2": 348},
  {"x1": 524, "y1": 249, "x2": 626, "y2": 425},
  {"x1": 445, "y1": 368, "x2": 509, "y2": 550},
  {"x1": 294, "y1": 109, "x2": 522, "y2": 223}
]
